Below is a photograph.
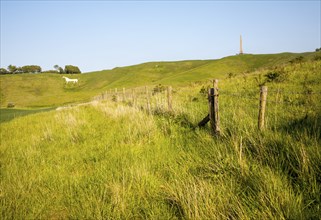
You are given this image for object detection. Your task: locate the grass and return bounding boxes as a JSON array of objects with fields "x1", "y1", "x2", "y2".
[
  {"x1": 0, "y1": 107, "x2": 55, "y2": 123},
  {"x1": 1, "y1": 101, "x2": 320, "y2": 218},
  {"x1": 1, "y1": 52, "x2": 318, "y2": 108},
  {"x1": 1, "y1": 53, "x2": 321, "y2": 219}
]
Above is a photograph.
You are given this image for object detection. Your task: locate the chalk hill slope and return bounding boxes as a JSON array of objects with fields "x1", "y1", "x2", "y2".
[{"x1": 0, "y1": 52, "x2": 317, "y2": 107}]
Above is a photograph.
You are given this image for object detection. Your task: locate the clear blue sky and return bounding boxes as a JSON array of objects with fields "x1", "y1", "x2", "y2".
[{"x1": 1, "y1": 0, "x2": 320, "y2": 73}]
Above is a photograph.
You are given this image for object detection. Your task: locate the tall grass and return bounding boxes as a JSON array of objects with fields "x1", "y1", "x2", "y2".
[{"x1": 1, "y1": 60, "x2": 320, "y2": 219}]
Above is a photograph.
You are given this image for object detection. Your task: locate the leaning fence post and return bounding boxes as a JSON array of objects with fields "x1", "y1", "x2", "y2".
[
  {"x1": 167, "y1": 86, "x2": 172, "y2": 112},
  {"x1": 208, "y1": 79, "x2": 220, "y2": 135},
  {"x1": 258, "y1": 86, "x2": 268, "y2": 131}
]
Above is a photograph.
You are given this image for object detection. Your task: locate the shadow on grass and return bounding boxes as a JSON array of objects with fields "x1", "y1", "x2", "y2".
[
  {"x1": 0, "y1": 107, "x2": 55, "y2": 123},
  {"x1": 281, "y1": 113, "x2": 321, "y2": 141}
]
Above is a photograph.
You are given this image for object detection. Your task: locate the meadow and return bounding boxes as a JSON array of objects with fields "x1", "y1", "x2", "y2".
[
  {"x1": 0, "y1": 53, "x2": 321, "y2": 219},
  {"x1": 0, "y1": 52, "x2": 316, "y2": 108}
]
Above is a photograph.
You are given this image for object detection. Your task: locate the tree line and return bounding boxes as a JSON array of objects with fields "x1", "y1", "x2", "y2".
[{"x1": 0, "y1": 64, "x2": 81, "y2": 75}]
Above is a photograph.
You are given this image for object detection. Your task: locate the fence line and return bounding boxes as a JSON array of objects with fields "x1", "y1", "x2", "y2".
[
  {"x1": 93, "y1": 86, "x2": 320, "y2": 107},
  {"x1": 91, "y1": 82, "x2": 320, "y2": 134}
]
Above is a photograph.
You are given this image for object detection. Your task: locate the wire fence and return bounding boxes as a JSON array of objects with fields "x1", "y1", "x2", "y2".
[
  {"x1": 92, "y1": 85, "x2": 321, "y2": 108},
  {"x1": 91, "y1": 84, "x2": 321, "y2": 132}
]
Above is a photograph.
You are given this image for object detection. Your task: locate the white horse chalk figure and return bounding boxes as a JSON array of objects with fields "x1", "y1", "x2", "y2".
[{"x1": 62, "y1": 76, "x2": 78, "y2": 84}]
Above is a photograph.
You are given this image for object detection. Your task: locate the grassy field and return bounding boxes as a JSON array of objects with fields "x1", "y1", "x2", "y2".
[
  {"x1": 0, "y1": 52, "x2": 317, "y2": 108},
  {"x1": 1, "y1": 53, "x2": 321, "y2": 219},
  {"x1": 0, "y1": 108, "x2": 56, "y2": 123}
]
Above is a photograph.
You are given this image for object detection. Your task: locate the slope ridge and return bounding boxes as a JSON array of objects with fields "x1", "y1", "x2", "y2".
[{"x1": 0, "y1": 52, "x2": 316, "y2": 107}]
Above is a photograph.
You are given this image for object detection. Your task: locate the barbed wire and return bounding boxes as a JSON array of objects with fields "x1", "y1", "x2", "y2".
[
  {"x1": 267, "y1": 90, "x2": 321, "y2": 95},
  {"x1": 94, "y1": 93, "x2": 316, "y2": 107},
  {"x1": 94, "y1": 85, "x2": 321, "y2": 110},
  {"x1": 219, "y1": 90, "x2": 321, "y2": 96}
]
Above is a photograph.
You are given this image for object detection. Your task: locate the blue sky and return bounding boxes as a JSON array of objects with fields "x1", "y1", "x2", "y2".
[{"x1": 1, "y1": 0, "x2": 320, "y2": 73}]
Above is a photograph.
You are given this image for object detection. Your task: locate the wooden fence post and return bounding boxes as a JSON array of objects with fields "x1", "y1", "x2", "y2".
[
  {"x1": 258, "y1": 86, "x2": 268, "y2": 130},
  {"x1": 208, "y1": 88, "x2": 215, "y2": 133},
  {"x1": 145, "y1": 86, "x2": 151, "y2": 114},
  {"x1": 122, "y1": 88, "x2": 126, "y2": 102},
  {"x1": 114, "y1": 88, "x2": 118, "y2": 102},
  {"x1": 167, "y1": 86, "x2": 172, "y2": 112},
  {"x1": 208, "y1": 79, "x2": 220, "y2": 135},
  {"x1": 132, "y1": 88, "x2": 136, "y2": 107},
  {"x1": 213, "y1": 79, "x2": 220, "y2": 134}
]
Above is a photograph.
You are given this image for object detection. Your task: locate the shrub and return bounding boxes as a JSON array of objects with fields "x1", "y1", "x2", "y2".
[
  {"x1": 313, "y1": 55, "x2": 321, "y2": 61},
  {"x1": 64, "y1": 65, "x2": 81, "y2": 74},
  {"x1": 264, "y1": 68, "x2": 288, "y2": 83},
  {"x1": 199, "y1": 85, "x2": 210, "y2": 96},
  {"x1": 152, "y1": 84, "x2": 166, "y2": 95},
  {"x1": 227, "y1": 72, "x2": 236, "y2": 79},
  {"x1": 7, "y1": 102, "x2": 15, "y2": 108},
  {"x1": 112, "y1": 94, "x2": 118, "y2": 102},
  {"x1": 0, "y1": 68, "x2": 9, "y2": 74},
  {"x1": 289, "y1": 56, "x2": 304, "y2": 65}
]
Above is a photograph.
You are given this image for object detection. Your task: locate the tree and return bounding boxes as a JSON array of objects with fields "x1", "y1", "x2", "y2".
[
  {"x1": 58, "y1": 67, "x2": 64, "y2": 74},
  {"x1": 7, "y1": 65, "x2": 17, "y2": 73},
  {"x1": 0, "y1": 68, "x2": 9, "y2": 74},
  {"x1": 54, "y1": 64, "x2": 64, "y2": 74},
  {"x1": 16, "y1": 67, "x2": 23, "y2": 73},
  {"x1": 54, "y1": 65, "x2": 60, "y2": 73},
  {"x1": 54, "y1": 65, "x2": 65, "y2": 73},
  {"x1": 64, "y1": 65, "x2": 81, "y2": 74},
  {"x1": 21, "y1": 65, "x2": 42, "y2": 73}
]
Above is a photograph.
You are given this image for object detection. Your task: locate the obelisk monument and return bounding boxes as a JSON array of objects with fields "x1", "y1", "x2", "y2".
[{"x1": 240, "y1": 35, "x2": 243, "y2": 55}]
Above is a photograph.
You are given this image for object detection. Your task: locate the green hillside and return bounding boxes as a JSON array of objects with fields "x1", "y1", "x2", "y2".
[
  {"x1": 0, "y1": 52, "x2": 318, "y2": 108},
  {"x1": 1, "y1": 56, "x2": 320, "y2": 219}
]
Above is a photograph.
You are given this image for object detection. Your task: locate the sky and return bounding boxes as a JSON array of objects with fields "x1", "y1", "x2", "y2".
[{"x1": 1, "y1": 0, "x2": 320, "y2": 73}]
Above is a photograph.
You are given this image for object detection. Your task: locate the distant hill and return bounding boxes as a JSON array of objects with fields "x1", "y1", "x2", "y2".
[{"x1": 0, "y1": 52, "x2": 318, "y2": 107}]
